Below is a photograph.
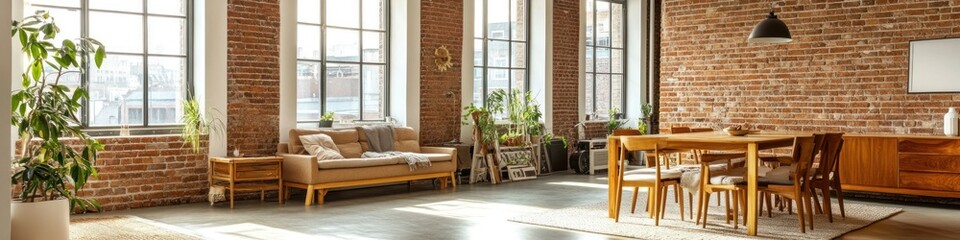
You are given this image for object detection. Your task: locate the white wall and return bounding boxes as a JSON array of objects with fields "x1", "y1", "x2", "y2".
[
  {"x1": 461, "y1": 0, "x2": 475, "y2": 143},
  {"x1": 2, "y1": 0, "x2": 18, "y2": 238},
  {"x1": 578, "y1": 0, "x2": 587, "y2": 123},
  {"x1": 531, "y1": 0, "x2": 554, "y2": 135},
  {"x1": 389, "y1": 1, "x2": 421, "y2": 132},
  {"x1": 201, "y1": 0, "x2": 228, "y2": 157},
  {"x1": 278, "y1": 0, "x2": 296, "y2": 143},
  {"x1": 624, "y1": 0, "x2": 649, "y2": 127}
]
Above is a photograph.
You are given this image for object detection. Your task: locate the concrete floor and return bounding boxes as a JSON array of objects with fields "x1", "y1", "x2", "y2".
[{"x1": 94, "y1": 173, "x2": 960, "y2": 240}]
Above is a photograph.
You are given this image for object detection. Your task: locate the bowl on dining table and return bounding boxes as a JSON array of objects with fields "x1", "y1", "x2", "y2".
[{"x1": 723, "y1": 127, "x2": 751, "y2": 136}]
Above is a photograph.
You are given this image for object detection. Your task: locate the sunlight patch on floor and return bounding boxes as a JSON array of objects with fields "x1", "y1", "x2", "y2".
[
  {"x1": 393, "y1": 199, "x2": 550, "y2": 221},
  {"x1": 195, "y1": 223, "x2": 341, "y2": 240}
]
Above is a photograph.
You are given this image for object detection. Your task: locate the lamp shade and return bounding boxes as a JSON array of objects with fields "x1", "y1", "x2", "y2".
[{"x1": 748, "y1": 12, "x2": 792, "y2": 43}]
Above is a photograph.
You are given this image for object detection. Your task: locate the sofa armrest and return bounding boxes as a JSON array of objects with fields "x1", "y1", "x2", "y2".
[
  {"x1": 421, "y1": 147, "x2": 457, "y2": 168},
  {"x1": 281, "y1": 154, "x2": 319, "y2": 185},
  {"x1": 277, "y1": 143, "x2": 290, "y2": 154}
]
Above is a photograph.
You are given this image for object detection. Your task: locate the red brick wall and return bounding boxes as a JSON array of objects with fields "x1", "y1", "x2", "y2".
[
  {"x1": 660, "y1": 0, "x2": 960, "y2": 134},
  {"x1": 227, "y1": 0, "x2": 281, "y2": 155},
  {"x1": 420, "y1": 0, "x2": 464, "y2": 145},
  {"x1": 553, "y1": 0, "x2": 582, "y2": 146}
]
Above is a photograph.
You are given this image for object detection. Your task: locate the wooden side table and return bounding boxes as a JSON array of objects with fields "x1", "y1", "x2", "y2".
[{"x1": 209, "y1": 156, "x2": 283, "y2": 208}]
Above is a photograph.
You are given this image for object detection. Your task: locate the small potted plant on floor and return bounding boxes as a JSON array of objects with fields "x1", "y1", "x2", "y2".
[
  {"x1": 319, "y1": 111, "x2": 335, "y2": 128},
  {"x1": 11, "y1": 11, "x2": 106, "y2": 240}
]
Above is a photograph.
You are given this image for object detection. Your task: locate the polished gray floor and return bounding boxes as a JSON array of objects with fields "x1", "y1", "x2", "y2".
[{"x1": 92, "y1": 173, "x2": 960, "y2": 239}]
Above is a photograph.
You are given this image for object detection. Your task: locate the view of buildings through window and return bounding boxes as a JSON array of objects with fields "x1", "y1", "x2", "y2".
[
  {"x1": 473, "y1": 0, "x2": 528, "y2": 107},
  {"x1": 27, "y1": 0, "x2": 191, "y2": 127},
  {"x1": 585, "y1": 0, "x2": 625, "y2": 119},
  {"x1": 296, "y1": 0, "x2": 388, "y2": 122}
]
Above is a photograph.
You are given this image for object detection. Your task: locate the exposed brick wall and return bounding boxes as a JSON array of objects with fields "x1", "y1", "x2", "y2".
[
  {"x1": 419, "y1": 0, "x2": 464, "y2": 145},
  {"x1": 17, "y1": 136, "x2": 209, "y2": 212},
  {"x1": 553, "y1": 0, "x2": 581, "y2": 147},
  {"x1": 227, "y1": 0, "x2": 281, "y2": 155},
  {"x1": 660, "y1": 0, "x2": 960, "y2": 134}
]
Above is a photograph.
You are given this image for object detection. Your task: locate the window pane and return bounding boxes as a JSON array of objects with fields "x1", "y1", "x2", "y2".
[
  {"x1": 511, "y1": 0, "x2": 525, "y2": 41},
  {"x1": 326, "y1": 28, "x2": 360, "y2": 62},
  {"x1": 474, "y1": 39, "x2": 484, "y2": 67},
  {"x1": 596, "y1": 74, "x2": 611, "y2": 117},
  {"x1": 90, "y1": 0, "x2": 142, "y2": 13},
  {"x1": 585, "y1": 74, "x2": 594, "y2": 116},
  {"x1": 90, "y1": 12, "x2": 143, "y2": 54},
  {"x1": 486, "y1": 68, "x2": 509, "y2": 96},
  {"x1": 362, "y1": 0, "x2": 384, "y2": 30},
  {"x1": 362, "y1": 65, "x2": 385, "y2": 120},
  {"x1": 148, "y1": 0, "x2": 186, "y2": 16},
  {"x1": 611, "y1": 3, "x2": 624, "y2": 48},
  {"x1": 585, "y1": 46, "x2": 594, "y2": 73},
  {"x1": 487, "y1": 0, "x2": 508, "y2": 40},
  {"x1": 147, "y1": 56, "x2": 186, "y2": 125},
  {"x1": 596, "y1": 1, "x2": 610, "y2": 47},
  {"x1": 611, "y1": 74, "x2": 623, "y2": 112},
  {"x1": 148, "y1": 16, "x2": 186, "y2": 55},
  {"x1": 27, "y1": 6, "x2": 80, "y2": 44},
  {"x1": 586, "y1": 0, "x2": 593, "y2": 46},
  {"x1": 474, "y1": 0, "x2": 483, "y2": 38},
  {"x1": 511, "y1": 42, "x2": 526, "y2": 68},
  {"x1": 362, "y1": 31, "x2": 385, "y2": 63},
  {"x1": 326, "y1": 0, "x2": 359, "y2": 28},
  {"x1": 487, "y1": 40, "x2": 509, "y2": 67},
  {"x1": 596, "y1": 47, "x2": 610, "y2": 73},
  {"x1": 325, "y1": 63, "x2": 361, "y2": 121},
  {"x1": 29, "y1": 0, "x2": 79, "y2": 8},
  {"x1": 612, "y1": 49, "x2": 623, "y2": 74},
  {"x1": 297, "y1": 61, "x2": 322, "y2": 121},
  {"x1": 88, "y1": 55, "x2": 145, "y2": 126},
  {"x1": 511, "y1": 69, "x2": 525, "y2": 93},
  {"x1": 297, "y1": 24, "x2": 321, "y2": 60},
  {"x1": 473, "y1": 67, "x2": 484, "y2": 106},
  {"x1": 297, "y1": 0, "x2": 321, "y2": 24}
]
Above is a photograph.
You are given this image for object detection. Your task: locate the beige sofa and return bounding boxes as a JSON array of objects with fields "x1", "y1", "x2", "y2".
[{"x1": 277, "y1": 127, "x2": 457, "y2": 206}]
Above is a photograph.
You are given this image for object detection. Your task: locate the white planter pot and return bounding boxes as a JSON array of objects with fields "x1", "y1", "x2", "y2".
[
  {"x1": 11, "y1": 199, "x2": 70, "y2": 240},
  {"x1": 946, "y1": 107, "x2": 959, "y2": 137}
]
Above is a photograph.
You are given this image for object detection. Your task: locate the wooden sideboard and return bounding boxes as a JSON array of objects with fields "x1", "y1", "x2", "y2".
[{"x1": 839, "y1": 135, "x2": 960, "y2": 198}]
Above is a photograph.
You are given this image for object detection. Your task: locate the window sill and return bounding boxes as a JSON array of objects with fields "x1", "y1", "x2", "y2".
[{"x1": 84, "y1": 126, "x2": 183, "y2": 137}]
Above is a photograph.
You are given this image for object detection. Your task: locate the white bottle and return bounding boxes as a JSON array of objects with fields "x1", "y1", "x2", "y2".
[
  {"x1": 233, "y1": 147, "x2": 241, "y2": 157},
  {"x1": 946, "y1": 107, "x2": 959, "y2": 137}
]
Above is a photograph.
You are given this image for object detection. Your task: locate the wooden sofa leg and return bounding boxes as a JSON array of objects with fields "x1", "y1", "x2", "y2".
[
  {"x1": 305, "y1": 185, "x2": 315, "y2": 206},
  {"x1": 317, "y1": 189, "x2": 328, "y2": 205},
  {"x1": 450, "y1": 172, "x2": 458, "y2": 189}
]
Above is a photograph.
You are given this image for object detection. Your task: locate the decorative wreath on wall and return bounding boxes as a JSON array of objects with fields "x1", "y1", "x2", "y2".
[{"x1": 434, "y1": 45, "x2": 453, "y2": 72}]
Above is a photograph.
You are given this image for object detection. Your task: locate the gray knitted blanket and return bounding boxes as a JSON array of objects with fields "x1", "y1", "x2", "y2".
[{"x1": 362, "y1": 151, "x2": 432, "y2": 171}]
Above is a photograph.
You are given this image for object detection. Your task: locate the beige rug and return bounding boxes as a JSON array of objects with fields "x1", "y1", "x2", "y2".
[
  {"x1": 510, "y1": 192, "x2": 901, "y2": 239},
  {"x1": 71, "y1": 215, "x2": 203, "y2": 240}
]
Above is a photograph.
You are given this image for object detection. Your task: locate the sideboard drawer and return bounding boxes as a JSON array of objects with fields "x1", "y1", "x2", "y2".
[
  {"x1": 898, "y1": 139, "x2": 960, "y2": 155},
  {"x1": 900, "y1": 172, "x2": 960, "y2": 192},
  {"x1": 899, "y1": 154, "x2": 960, "y2": 173}
]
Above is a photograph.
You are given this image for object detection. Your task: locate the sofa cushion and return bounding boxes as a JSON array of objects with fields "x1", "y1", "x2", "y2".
[
  {"x1": 357, "y1": 126, "x2": 421, "y2": 153},
  {"x1": 420, "y1": 153, "x2": 452, "y2": 162},
  {"x1": 299, "y1": 134, "x2": 344, "y2": 160},
  {"x1": 289, "y1": 128, "x2": 363, "y2": 158},
  {"x1": 317, "y1": 157, "x2": 402, "y2": 169}
]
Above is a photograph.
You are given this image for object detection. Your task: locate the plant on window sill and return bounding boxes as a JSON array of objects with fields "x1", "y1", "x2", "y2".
[
  {"x1": 180, "y1": 98, "x2": 224, "y2": 153},
  {"x1": 11, "y1": 10, "x2": 107, "y2": 213}
]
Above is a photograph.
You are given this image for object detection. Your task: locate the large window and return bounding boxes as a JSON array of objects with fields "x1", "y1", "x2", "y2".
[
  {"x1": 473, "y1": 0, "x2": 529, "y2": 106},
  {"x1": 297, "y1": 0, "x2": 388, "y2": 122},
  {"x1": 27, "y1": 0, "x2": 192, "y2": 128},
  {"x1": 585, "y1": 0, "x2": 625, "y2": 118}
]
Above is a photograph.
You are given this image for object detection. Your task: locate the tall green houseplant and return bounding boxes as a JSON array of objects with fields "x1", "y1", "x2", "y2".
[{"x1": 11, "y1": 11, "x2": 106, "y2": 212}]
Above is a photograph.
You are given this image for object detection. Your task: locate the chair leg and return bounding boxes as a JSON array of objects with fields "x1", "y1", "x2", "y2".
[
  {"x1": 765, "y1": 192, "x2": 774, "y2": 218},
  {"x1": 716, "y1": 192, "x2": 722, "y2": 206},
  {"x1": 821, "y1": 185, "x2": 834, "y2": 223},
  {"x1": 834, "y1": 180, "x2": 846, "y2": 218},
  {"x1": 805, "y1": 191, "x2": 815, "y2": 230},
  {"x1": 732, "y1": 189, "x2": 739, "y2": 229},
  {"x1": 630, "y1": 187, "x2": 640, "y2": 214},
  {"x1": 724, "y1": 191, "x2": 732, "y2": 223},
  {"x1": 614, "y1": 182, "x2": 624, "y2": 222},
  {"x1": 674, "y1": 185, "x2": 680, "y2": 203},
  {"x1": 647, "y1": 187, "x2": 654, "y2": 217},
  {"x1": 688, "y1": 192, "x2": 695, "y2": 220},
  {"x1": 678, "y1": 186, "x2": 685, "y2": 221},
  {"x1": 700, "y1": 192, "x2": 711, "y2": 228},
  {"x1": 659, "y1": 185, "x2": 668, "y2": 220},
  {"x1": 796, "y1": 198, "x2": 806, "y2": 233},
  {"x1": 758, "y1": 192, "x2": 764, "y2": 217},
  {"x1": 654, "y1": 185, "x2": 662, "y2": 226},
  {"x1": 811, "y1": 185, "x2": 823, "y2": 214}
]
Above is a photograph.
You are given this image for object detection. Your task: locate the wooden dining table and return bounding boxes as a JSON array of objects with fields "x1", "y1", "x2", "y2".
[{"x1": 607, "y1": 131, "x2": 806, "y2": 236}]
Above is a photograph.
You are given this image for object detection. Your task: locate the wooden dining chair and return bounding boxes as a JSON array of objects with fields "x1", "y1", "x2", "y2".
[
  {"x1": 614, "y1": 137, "x2": 685, "y2": 225},
  {"x1": 809, "y1": 133, "x2": 845, "y2": 222},
  {"x1": 751, "y1": 136, "x2": 818, "y2": 233}
]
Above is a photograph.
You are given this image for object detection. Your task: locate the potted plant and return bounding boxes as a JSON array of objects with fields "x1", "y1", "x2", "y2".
[
  {"x1": 319, "y1": 111, "x2": 335, "y2": 128},
  {"x1": 607, "y1": 107, "x2": 626, "y2": 134},
  {"x1": 181, "y1": 98, "x2": 224, "y2": 153},
  {"x1": 11, "y1": 11, "x2": 106, "y2": 240},
  {"x1": 638, "y1": 103, "x2": 653, "y2": 134}
]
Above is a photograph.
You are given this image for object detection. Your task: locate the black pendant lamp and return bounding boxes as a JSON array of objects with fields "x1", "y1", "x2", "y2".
[{"x1": 748, "y1": 3, "x2": 792, "y2": 43}]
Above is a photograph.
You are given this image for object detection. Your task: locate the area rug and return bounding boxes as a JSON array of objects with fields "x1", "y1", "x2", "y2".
[
  {"x1": 510, "y1": 192, "x2": 901, "y2": 240},
  {"x1": 71, "y1": 215, "x2": 203, "y2": 240}
]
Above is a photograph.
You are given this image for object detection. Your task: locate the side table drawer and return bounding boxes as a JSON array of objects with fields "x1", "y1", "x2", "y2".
[{"x1": 213, "y1": 162, "x2": 281, "y2": 181}]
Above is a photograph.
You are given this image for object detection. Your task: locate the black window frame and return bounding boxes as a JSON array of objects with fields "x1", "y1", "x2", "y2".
[
  {"x1": 585, "y1": 0, "x2": 626, "y2": 120},
  {"x1": 473, "y1": 0, "x2": 531, "y2": 107}
]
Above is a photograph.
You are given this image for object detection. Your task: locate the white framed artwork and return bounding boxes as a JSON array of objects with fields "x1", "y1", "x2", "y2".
[{"x1": 909, "y1": 38, "x2": 960, "y2": 93}]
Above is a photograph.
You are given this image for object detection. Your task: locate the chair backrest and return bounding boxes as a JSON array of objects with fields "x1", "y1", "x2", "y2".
[
  {"x1": 618, "y1": 136, "x2": 666, "y2": 180},
  {"x1": 790, "y1": 136, "x2": 817, "y2": 188},
  {"x1": 613, "y1": 129, "x2": 642, "y2": 136},
  {"x1": 670, "y1": 126, "x2": 691, "y2": 134},
  {"x1": 816, "y1": 133, "x2": 844, "y2": 179}
]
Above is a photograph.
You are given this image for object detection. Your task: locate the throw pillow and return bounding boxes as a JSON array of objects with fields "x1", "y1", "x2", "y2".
[{"x1": 299, "y1": 133, "x2": 344, "y2": 160}]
